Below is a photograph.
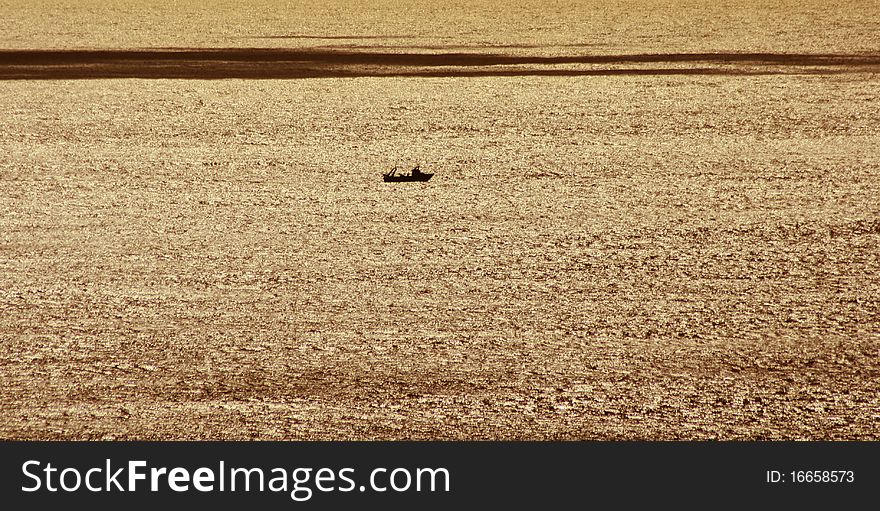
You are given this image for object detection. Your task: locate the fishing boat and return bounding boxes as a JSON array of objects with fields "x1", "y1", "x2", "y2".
[{"x1": 383, "y1": 164, "x2": 433, "y2": 182}]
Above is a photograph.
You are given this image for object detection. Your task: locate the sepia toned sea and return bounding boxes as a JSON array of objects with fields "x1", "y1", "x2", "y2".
[{"x1": 1, "y1": 1, "x2": 878, "y2": 439}]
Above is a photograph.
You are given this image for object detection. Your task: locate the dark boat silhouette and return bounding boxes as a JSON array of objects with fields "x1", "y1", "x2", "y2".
[{"x1": 383, "y1": 165, "x2": 433, "y2": 182}]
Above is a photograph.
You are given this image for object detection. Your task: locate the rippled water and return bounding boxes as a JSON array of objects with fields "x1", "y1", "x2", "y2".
[{"x1": 1, "y1": 0, "x2": 878, "y2": 439}]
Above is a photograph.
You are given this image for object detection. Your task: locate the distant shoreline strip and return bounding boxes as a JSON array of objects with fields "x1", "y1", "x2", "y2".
[{"x1": 0, "y1": 49, "x2": 876, "y2": 80}]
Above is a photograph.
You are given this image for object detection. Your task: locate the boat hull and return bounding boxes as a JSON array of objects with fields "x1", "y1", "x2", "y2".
[{"x1": 382, "y1": 173, "x2": 433, "y2": 182}]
